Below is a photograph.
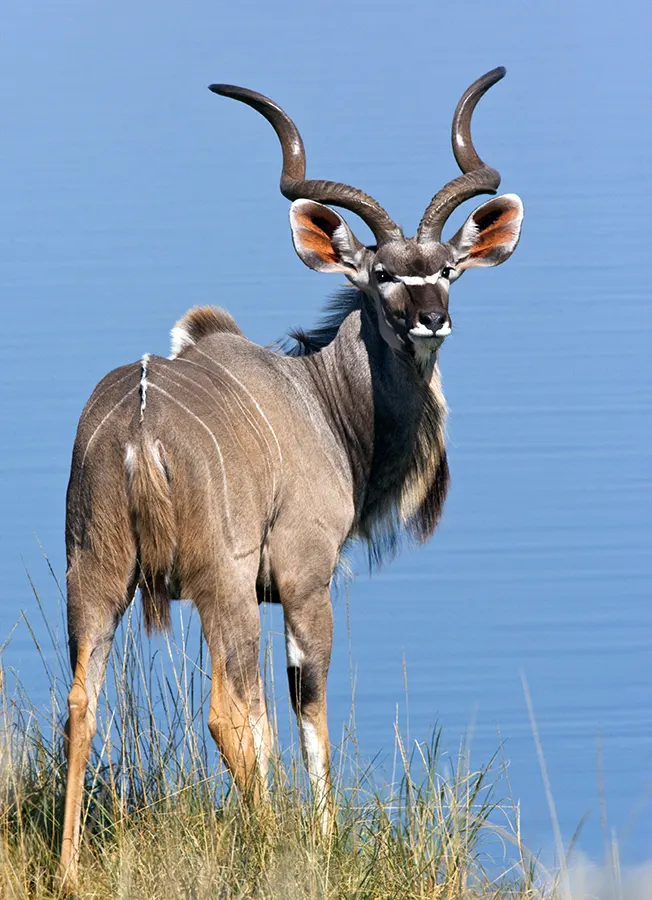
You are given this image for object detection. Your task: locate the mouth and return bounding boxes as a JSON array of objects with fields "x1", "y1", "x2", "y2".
[{"x1": 408, "y1": 321, "x2": 451, "y2": 343}]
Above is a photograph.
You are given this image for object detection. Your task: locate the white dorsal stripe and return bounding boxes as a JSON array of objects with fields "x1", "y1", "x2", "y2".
[{"x1": 139, "y1": 353, "x2": 150, "y2": 421}]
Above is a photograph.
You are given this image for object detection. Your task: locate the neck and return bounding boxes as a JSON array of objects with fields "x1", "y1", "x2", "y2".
[{"x1": 296, "y1": 294, "x2": 450, "y2": 556}]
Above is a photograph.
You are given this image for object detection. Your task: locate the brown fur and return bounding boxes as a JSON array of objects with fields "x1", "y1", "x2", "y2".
[
  {"x1": 125, "y1": 438, "x2": 176, "y2": 633},
  {"x1": 60, "y1": 76, "x2": 523, "y2": 889},
  {"x1": 171, "y1": 305, "x2": 244, "y2": 358}
]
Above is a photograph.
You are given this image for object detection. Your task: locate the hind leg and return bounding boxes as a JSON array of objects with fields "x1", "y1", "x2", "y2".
[
  {"x1": 194, "y1": 571, "x2": 272, "y2": 800},
  {"x1": 60, "y1": 546, "x2": 135, "y2": 889}
]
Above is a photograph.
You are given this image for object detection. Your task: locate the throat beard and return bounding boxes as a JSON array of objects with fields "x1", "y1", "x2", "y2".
[{"x1": 412, "y1": 340, "x2": 441, "y2": 375}]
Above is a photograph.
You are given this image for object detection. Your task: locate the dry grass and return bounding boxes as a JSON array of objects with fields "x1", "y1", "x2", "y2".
[{"x1": 0, "y1": 584, "x2": 555, "y2": 900}]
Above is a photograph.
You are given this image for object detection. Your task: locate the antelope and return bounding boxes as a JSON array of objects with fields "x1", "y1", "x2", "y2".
[{"x1": 60, "y1": 67, "x2": 523, "y2": 885}]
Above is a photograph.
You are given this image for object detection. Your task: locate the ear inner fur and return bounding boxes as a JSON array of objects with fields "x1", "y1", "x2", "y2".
[
  {"x1": 293, "y1": 213, "x2": 340, "y2": 264},
  {"x1": 468, "y1": 224, "x2": 520, "y2": 258}
]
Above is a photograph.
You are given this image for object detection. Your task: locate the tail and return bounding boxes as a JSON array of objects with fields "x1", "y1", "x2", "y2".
[{"x1": 125, "y1": 438, "x2": 175, "y2": 634}]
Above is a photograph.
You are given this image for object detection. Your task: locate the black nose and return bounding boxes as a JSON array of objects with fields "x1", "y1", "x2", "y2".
[{"x1": 419, "y1": 311, "x2": 448, "y2": 331}]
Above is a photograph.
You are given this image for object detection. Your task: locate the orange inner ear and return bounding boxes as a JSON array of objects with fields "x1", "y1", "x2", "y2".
[
  {"x1": 294, "y1": 212, "x2": 339, "y2": 264},
  {"x1": 468, "y1": 206, "x2": 520, "y2": 258}
]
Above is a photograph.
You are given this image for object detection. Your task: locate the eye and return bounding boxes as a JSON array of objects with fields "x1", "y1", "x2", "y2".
[
  {"x1": 375, "y1": 268, "x2": 393, "y2": 284},
  {"x1": 441, "y1": 265, "x2": 453, "y2": 280}
]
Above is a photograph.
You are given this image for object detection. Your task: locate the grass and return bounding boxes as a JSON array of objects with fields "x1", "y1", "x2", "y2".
[{"x1": 0, "y1": 576, "x2": 557, "y2": 899}]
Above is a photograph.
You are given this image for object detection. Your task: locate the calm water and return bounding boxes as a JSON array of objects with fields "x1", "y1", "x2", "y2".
[{"x1": 1, "y1": 0, "x2": 650, "y2": 874}]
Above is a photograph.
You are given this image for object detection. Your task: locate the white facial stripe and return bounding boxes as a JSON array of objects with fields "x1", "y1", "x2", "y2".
[
  {"x1": 397, "y1": 273, "x2": 440, "y2": 285},
  {"x1": 435, "y1": 322, "x2": 451, "y2": 337},
  {"x1": 374, "y1": 268, "x2": 443, "y2": 286}
]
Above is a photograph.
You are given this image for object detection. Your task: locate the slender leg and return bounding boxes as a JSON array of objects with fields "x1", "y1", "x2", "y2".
[
  {"x1": 283, "y1": 588, "x2": 334, "y2": 833},
  {"x1": 60, "y1": 557, "x2": 134, "y2": 890},
  {"x1": 196, "y1": 587, "x2": 272, "y2": 801}
]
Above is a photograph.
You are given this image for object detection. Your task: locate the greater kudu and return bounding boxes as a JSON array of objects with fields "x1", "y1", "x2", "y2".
[{"x1": 60, "y1": 67, "x2": 523, "y2": 885}]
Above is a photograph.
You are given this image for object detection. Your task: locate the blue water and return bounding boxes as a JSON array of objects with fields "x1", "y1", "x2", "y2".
[{"x1": 1, "y1": 0, "x2": 650, "y2": 872}]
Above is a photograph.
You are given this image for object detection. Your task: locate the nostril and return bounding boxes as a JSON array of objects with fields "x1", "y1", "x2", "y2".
[{"x1": 419, "y1": 311, "x2": 447, "y2": 330}]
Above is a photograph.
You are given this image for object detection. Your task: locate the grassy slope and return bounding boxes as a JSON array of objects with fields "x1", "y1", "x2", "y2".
[{"x1": 0, "y1": 597, "x2": 554, "y2": 899}]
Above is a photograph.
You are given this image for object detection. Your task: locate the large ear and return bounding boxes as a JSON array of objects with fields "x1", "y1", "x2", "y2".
[
  {"x1": 449, "y1": 194, "x2": 523, "y2": 269},
  {"x1": 289, "y1": 199, "x2": 362, "y2": 274}
]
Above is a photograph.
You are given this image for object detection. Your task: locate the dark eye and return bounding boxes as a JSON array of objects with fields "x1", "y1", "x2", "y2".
[
  {"x1": 375, "y1": 269, "x2": 392, "y2": 284},
  {"x1": 441, "y1": 265, "x2": 453, "y2": 280}
]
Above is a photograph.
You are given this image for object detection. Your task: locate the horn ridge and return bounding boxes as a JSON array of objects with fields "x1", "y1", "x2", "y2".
[
  {"x1": 416, "y1": 67, "x2": 506, "y2": 243},
  {"x1": 210, "y1": 84, "x2": 401, "y2": 243}
]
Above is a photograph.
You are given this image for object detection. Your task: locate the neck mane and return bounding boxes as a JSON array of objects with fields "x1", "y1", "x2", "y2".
[
  {"x1": 283, "y1": 288, "x2": 450, "y2": 566},
  {"x1": 282, "y1": 287, "x2": 364, "y2": 357}
]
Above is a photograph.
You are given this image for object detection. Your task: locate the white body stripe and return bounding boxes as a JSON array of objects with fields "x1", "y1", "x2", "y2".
[
  {"x1": 80, "y1": 387, "x2": 138, "y2": 468},
  {"x1": 83, "y1": 369, "x2": 138, "y2": 420},
  {"x1": 148, "y1": 382, "x2": 232, "y2": 530},
  {"x1": 174, "y1": 356, "x2": 281, "y2": 497},
  {"x1": 195, "y1": 348, "x2": 283, "y2": 468}
]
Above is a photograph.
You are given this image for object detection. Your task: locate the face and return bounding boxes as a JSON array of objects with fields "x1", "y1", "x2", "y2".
[
  {"x1": 288, "y1": 194, "x2": 524, "y2": 365},
  {"x1": 369, "y1": 240, "x2": 462, "y2": 357}
]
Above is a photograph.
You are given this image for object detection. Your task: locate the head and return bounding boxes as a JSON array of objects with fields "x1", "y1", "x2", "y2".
[{"x1": 210, "y1": 69, "x2": 523, "y2": 362}]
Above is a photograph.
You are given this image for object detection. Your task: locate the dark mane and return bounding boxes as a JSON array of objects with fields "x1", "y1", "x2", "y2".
[
  {"x1": 282, "y1": 288, "x2": 364, "y2": 357},
  {"x1": 281, "y1": 285, "x2": 450, "y2": 570}
]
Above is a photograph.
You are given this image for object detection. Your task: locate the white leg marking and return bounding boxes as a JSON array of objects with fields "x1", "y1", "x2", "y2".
[
  {"x1": 139, "y1": 353, "x2": 150, "y2": 421},
  {"x1": 249, "y1": 712, "x2": 270, "y2": 784},
  {"x1": 148, "y1": 383, "x2": 232, "y2": 530},
  {"x1": 285, "y1": 627, "x2": 304, "y2": 669},
  {"x1": 300, "y1": 720, "x2": 330, "y2": 829},
  {"x1": 81, "y1": 387, "x2": 138, "y2": 468}
]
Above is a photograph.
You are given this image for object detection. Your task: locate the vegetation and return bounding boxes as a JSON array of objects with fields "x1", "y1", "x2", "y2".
[{"x1": 0, "y1": 579, "x2": 556, "y2": 899}]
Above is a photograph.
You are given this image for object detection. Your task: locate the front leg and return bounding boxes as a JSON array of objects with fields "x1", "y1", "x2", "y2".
[{"x1": 282, "y1": 586, "x2": 333, "y2": 833}]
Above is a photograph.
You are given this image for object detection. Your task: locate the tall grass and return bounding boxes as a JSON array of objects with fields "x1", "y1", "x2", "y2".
[{"x1": 0, "y1": 582, "x2": 554, "y2": 899}]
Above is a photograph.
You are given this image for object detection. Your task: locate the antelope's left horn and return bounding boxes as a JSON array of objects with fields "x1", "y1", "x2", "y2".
[
  {"x1": 210, "y1": 84, "x2": 402, "y2": 244},
  {"x1": 416, "y1": 67, "x2": 505, "y2": 243}
]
